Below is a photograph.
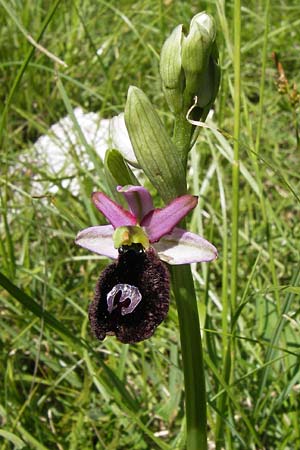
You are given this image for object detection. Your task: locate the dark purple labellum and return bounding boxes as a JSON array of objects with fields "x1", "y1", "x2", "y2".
[{"x1": 89, "y1": 244, "x2": 170, "y2": 344}]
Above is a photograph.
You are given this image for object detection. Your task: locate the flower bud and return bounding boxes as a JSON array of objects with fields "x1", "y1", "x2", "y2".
[
  {"x1": 182, "y1": 12, "x2": 217, "y2": 95},
  {"x1": 160, "y1": 12, "x2": 220, "y2": 116},
  {"x1": 194, "y1": 41, "x2": 220, "y2": 117},
  {"x1": 159, "y1": 25, "x2": 184, "y2": 114}
]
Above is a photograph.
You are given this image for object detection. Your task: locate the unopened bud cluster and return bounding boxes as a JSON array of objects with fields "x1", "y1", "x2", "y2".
[{"x1": 160, "y1": 12, "x2": 220, "y2": 117}]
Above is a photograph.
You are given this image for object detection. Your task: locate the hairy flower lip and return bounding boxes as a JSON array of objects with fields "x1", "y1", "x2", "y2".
[
  {"x1": 89, "y1": 246, "x2": 170, "y2": 343},
  {"x1": 75, "y1": 185, "x2": 218, "y2": 265}
]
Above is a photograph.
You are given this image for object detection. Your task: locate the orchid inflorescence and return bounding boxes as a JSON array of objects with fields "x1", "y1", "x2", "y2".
[{"x1": 76, "y1": 185, "x2": 217, "y2": 343}]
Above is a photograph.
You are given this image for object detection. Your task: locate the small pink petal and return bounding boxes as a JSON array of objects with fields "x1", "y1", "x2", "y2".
[
  {"x1": 141, "y1": 195, "x2": 198, "y2": 242},
  {"x1": 75, "y1": 225, "x2": 118, "y2": 259},
  {"x1": 117, "y1": 185, "x2": 154, "y2": 222},
  {"x1": 92, "y1": 192, "x2": 137, "y2": 228},
  {"x1": 153, "y1": 227, "x2": 218, "y2": 265}
]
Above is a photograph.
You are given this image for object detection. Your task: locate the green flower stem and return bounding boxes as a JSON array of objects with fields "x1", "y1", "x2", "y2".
[
  {"x1": 171, "y1": 264, "x2": 207, "y2": 450},
  {"x1": 172, "y1": 114, "x2": 207, "y2": 450},
  {"x1": 172, "y1": 112, "x2": 193, "y2": 165}
]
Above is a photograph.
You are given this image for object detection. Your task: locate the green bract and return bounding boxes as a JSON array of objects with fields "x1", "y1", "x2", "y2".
[
  {"x1": 125, "y1": 86, "x2": 186, "y2": 202},
  {"x1": 104, "y1": 149, "x2": 139, "y2": 202}
]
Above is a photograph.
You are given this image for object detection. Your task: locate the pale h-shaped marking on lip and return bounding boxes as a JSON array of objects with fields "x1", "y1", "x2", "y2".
[{"x1": 107, "y1": 283, "x2": 142, "y2": 316}]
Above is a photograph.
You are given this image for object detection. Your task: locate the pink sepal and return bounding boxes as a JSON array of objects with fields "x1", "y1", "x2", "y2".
[
  {"x1": 92, "y1": 192, "x2": 137, "y2": 228},
  {"x1": 141, "y1": 195, "x2": 198, "y2": 242},
  {"x1": 117, "y1": 185, "x2": 154, "y2": 222}
]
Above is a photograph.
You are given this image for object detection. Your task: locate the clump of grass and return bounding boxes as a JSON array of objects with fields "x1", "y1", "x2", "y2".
[{"x1": 1, "y1": 1, "x2": 300, "y2": 449}]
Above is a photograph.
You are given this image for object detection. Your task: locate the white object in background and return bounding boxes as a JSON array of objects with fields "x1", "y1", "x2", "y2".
[{"x1": 22, "y1": 108, "x2": 137, "y2": 195}]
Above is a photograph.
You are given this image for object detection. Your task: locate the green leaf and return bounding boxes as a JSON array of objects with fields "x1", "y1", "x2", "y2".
[
  {"x1": 0, "y1": 271, "x2": 79, "y2": 343},
  {"x1": 0, "y1": 430, "x2": 25, "y2": 449},
  {"x1": 254, "y1": 262, "x2": 300, "y2": 415}
]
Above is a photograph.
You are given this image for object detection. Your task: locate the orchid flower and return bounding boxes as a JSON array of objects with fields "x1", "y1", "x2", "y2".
[{"x1": 75, "y1": 185, "x2": 217, "y2": 343}]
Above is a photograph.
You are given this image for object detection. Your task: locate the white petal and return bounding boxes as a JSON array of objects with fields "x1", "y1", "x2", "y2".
[
  {"x1": 153, "y1": 227, "x2": 217, "y2": 265},
  {"x1": 75, "y1": 225, "x2": 117, "y2": 259}
]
